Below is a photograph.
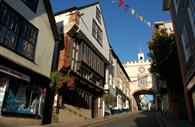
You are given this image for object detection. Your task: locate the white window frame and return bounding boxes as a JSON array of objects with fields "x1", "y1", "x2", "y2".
[
  {"x1": 181, "y1": 26, "x2": 191, "y2": 62},
  {"x1": 188, "y1": 0, "x2": 195, "y2": 37}
]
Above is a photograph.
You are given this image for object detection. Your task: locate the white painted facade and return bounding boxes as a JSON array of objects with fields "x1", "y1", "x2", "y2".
[
  {"x1": 78, "y1": 5, "x2": 110, "y2": 61},
  {"x1": 55, "y1": 3, "x2": 110, "y2": 62},
  {"x1": 55, "y1": 2, "x2": 111, "y2": 118},
  {"x1": 0, "y1": 0, "x2": 56, "y2": 77}
]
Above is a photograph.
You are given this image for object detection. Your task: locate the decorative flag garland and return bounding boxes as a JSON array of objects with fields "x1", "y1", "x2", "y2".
[{"x1": 112, "y1": 0, "x2": 155, "y2": 30}]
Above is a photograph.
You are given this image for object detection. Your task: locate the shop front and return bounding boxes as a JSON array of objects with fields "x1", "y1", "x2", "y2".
[{"x1": 0, "y1": 64, "x2": 46, "y2": 118}]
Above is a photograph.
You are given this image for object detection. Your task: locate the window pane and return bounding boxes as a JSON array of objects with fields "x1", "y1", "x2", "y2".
[
  {"x1": 17, "y1": 37, "x2": 34, "y2": 59},
  {"x1": 0, "y1": 25, "x2": 6, "y2": 43},
  {"x1": 92, "y1": 21, "x2": 97, "y2": 38},
  {"x1": 0, "y1": 3, "x2": 8, "y2": 23},
  {"x1": 190, "y1": 0, "x2": 195, "y2": 21},
  {"x1": 0, "y1": 24, "x2": 17, "y2": 49},
  {"x1": 92, "y1": 20, "x2": 102, "y2": 44},
  {"x1": 2, "y1": 77, "x2": 45, "y2": 116},
  {"x1": 96, "y1": 8, "x2": 101, "y2": 23}
]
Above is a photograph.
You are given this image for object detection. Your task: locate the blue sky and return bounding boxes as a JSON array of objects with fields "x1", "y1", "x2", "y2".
[{"x1": 50, "y1": 0, "x2": 171, "y2": 63}]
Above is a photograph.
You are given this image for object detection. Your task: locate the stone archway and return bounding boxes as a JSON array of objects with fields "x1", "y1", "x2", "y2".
[{"x1": 132, "y1": 89, "x2": 156, "y2": 111}]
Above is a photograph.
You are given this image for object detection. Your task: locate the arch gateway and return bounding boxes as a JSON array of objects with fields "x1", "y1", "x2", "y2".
[{"x1": 123, "y1": 51, "x2": 158, "y2": 111}]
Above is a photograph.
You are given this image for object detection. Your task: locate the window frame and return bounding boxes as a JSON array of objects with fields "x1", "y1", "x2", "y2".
[
  {"x1": 96, "y1": 7, "x2": 101, "y2": 24},
  {"x1": 181, "y1": 25, "x2": 191, "y2": 62},
  {"x1": 188, "y1": 0, "x2": 195, "y2": 37},
  {"x1": 81, "y1": 42, "x2": 104, "y2": 77},
  {"x1": 0, "y1": 1, "x2": 38, "y2": 61},
  {"x1": 92, "y1": 20, "x2": 103, "y2": 45},
  {"x1": 71, "y1": 38, "x2": 79, "y2": 71}
]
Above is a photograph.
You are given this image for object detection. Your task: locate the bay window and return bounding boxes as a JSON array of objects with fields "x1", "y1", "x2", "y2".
[{"x1": 0, "y1": 2, "x2": 38, "y2": 61}]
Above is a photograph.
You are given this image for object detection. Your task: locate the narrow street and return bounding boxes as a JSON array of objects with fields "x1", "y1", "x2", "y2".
[
  {"x1": 0, "y1": 1, "x2": 195, "y2": 127},
  {"x1": 88, "y1": 111, "x2": 160, "y2": 127}
]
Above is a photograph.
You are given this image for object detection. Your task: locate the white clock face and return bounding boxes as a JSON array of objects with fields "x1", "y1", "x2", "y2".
[{"x1": 138, "y1": 66, "x2": 145, "y2": 73}]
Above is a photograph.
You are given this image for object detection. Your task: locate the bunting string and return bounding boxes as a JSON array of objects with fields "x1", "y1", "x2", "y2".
[{"x1": 112, "y1": 0, "x2": 155, "y2": 30}]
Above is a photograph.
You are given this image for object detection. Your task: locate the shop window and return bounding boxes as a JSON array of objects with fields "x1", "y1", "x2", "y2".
[
  {"x1": 2, "y1": 76, "x2": 45, "y2": 117},
  {"x1": 62, "y1": 88, "x2": 91, "y2": 109},
  {"x1": 21, "y1": 0, "x2": 39, "y2": 12},
  {"x1": 0, "y1": 74, "x2": 9, "y2": 112}
]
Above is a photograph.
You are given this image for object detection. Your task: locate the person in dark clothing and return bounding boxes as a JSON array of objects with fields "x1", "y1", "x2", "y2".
[{"x1": 42, "y1": 84, "x2": 55, "y2": 125}]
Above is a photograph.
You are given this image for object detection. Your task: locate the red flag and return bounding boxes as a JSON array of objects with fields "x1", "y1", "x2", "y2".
[
  {"x1": 150, "y1": 24, "x2": 155, "y2": 30},
  {"x1": 118, "y1": 0, "x2": 124, "y2": 7}
]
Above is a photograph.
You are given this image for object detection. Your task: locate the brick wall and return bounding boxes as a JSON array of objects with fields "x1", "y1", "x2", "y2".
[{"x1": 58, "y1": 34, "x2": 73, "y2": 70}]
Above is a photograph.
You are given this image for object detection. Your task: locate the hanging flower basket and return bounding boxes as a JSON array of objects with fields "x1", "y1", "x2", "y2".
[
  {"x1": 63, "y1": 75, "x2": 71, "y2": 84},
  {"x1": 67, "y1": 78, "x2": 76, "y2": 90}
]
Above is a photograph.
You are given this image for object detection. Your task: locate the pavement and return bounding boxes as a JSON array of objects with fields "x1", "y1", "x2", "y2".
[
  {"x1": 27, "y1": 112, "x2": 132, "y2": 127},
  {"x1": 155, "y1": 112, "x2": 195, "y2": 127},
  {"x1": 26, "y1": 111, "x2": 195, "y2": 127}
]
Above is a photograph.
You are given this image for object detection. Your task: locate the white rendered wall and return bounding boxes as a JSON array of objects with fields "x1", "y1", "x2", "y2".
[{"x1": 1, "y1": 0, "x2": 56, "y2": 77}]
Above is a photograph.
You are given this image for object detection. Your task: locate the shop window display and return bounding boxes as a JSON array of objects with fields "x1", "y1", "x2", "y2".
[
  {"x1": 0, "y1": 74, "x2": 8, "y2": 112},
  {"x1": 2, "y1": 76, "x2": 45, "y2": 117}
]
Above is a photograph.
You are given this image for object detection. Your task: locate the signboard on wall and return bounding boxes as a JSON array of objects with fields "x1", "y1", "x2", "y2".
[{"x1": 0, "y1": 65, "x2": 30, "y2": 82}]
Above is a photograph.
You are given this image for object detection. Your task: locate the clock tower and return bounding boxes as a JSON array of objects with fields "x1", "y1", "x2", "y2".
[{"x1": 138, "y1": 48, "x2": 144, "y2": 62}]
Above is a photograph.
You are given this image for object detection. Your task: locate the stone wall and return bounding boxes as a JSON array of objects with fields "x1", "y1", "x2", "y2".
[{"x1": 58, "y1": 104, "x2": 91, "y2": 122}]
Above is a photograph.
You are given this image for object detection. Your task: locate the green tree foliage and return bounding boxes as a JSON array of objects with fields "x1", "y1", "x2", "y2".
[
  {"x1": 102, "y1": 93, "x2": 112, "y2": 104},
  {"x1": 148, "y1": 29, "x2": 180, "y2": 85},
  {"x1": 50, "y1": 71, "x2": 61, "y2": 85}
]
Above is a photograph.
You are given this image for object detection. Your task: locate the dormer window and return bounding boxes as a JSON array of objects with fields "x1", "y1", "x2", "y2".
[
  {"x1": 92, "y1": 20, "x2": 102, "y2": 45},
  {"x1": 96, "y1": 7, "x2": 101, "y2": 24}
]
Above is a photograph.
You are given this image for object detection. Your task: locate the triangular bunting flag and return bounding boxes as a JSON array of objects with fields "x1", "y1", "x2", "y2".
[
  {"x1": 148, "y1": 22, "x2": 151, "y2": 27},
  {"x1": 131, "y1": 8, "x2": 135, "y2": 15},
  {"x1": 125, "y1": 5, "x2": 129, "y2": 11},
  {"x1": 111, "y1": 0, "x2": 154, "y2": 30},
  {"x1": 118, "y1": 0, "x2": 124, "y2": 7},
  {"x1": 143, "y1": 19, "x2": 147, "y2": 24},
  {"x1": 140, "y1": 16, "x2": 143, "y2": 21}
]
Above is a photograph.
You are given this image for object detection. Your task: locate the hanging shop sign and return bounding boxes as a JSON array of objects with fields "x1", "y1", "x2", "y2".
[{"x1": 0, "y1": 65, "x2": 30, "y2": 82}]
